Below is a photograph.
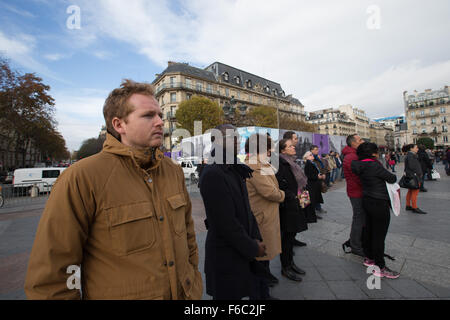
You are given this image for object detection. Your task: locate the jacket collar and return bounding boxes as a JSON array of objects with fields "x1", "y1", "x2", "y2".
[{"x1": 102, "y1": 133, "x2": 164, "y2": 170}]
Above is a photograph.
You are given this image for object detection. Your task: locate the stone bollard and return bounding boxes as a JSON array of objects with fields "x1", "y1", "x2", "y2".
[{"x1": 31, "y1": 184, "x2": 38, "y2": 198}]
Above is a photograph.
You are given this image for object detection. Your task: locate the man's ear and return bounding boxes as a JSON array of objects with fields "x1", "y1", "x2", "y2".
[{"x1": 112, "y1": 117, "x2": 126, "y2": 135}]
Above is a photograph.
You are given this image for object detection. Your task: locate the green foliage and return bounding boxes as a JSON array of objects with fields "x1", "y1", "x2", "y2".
[
  {"x1": 247, "y1": 105, "x2": 277, "y2": 128},
  {"x1": 175, "y1": 96, "x2": 223, "y2": 135},
  {"x1": 279, "y1": 115, "x2": 317, "y2": 132},
  {"x1": 417, "y1": 137, "x2": 434, "y2": 149},
  {"x1": 77, "y1": 136, "x2": 105, "y2": 159}
]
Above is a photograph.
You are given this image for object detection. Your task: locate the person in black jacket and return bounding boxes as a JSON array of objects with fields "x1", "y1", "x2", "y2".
[
  {"x1": 417, "y1": 145, "x2": 433, "y2": 191},
  {"x1": 200, "y1": 124, "x2": 267, "y2": 300},
  {"x1": 351, "y1": 142, "x2": 400, "y2": 279},
  {"x1": 276, "y1": 139, "x2": 308, "y2": 282},
  {"x1": 303, "y1": 151, "x2": 325, "y2": 220},
  {"x1": 403, "y1": 144, "x2": 426, "y2": 214}
]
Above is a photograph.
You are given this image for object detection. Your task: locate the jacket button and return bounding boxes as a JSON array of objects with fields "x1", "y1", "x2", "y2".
[
  {"x1": 168, "y1": 261, "x2": 174, "y2": 267},
  {"x1": 148, "y1": 178, "x2": 153, "y2": 183},
  {"x1": 185, "y1": 279, "x2": 191, "y2": 286},
  {"x1": 159, "y1": 216, "x2": 164, "y2": 221}
]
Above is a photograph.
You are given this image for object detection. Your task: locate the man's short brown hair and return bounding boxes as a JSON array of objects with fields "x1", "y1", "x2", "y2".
[{"x1": 103, "y1": 79, "x2": 155, "y2": 140}]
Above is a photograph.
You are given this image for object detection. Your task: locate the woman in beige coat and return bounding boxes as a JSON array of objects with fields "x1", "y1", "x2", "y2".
[{"x1": 245, "y1": 133, "x2": 285, "y2": 300}]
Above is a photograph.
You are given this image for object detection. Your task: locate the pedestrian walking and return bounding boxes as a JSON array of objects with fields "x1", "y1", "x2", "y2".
[
  {"x1": 403, "y1": 144, "x2": 427, "y2": 214},
  {"x1": 200, "y1": 124, "x2": 267, "y2": 300},
  {"x1": 341, "y1": 134, "x2": 365, "y2": 257},
  {"x1": 276, "y1": 139, "x2": 308, "y2": 282},
  {"x1": 25, "y1": 79, "x2": 203, "y2": 299},
  {"x1": 334, "y1": 152, "x2": 343, "y2": 182},
  {"x1": 351, "y1": 142, "x2": 399, "y2": 279},
  {"x1": 417, "y1": 145, "x2": 433, "y2": 191},
  {"x1": 245, "y1": 133, "x2": 284, "y2": 299},
  {"x1": 328, "y1": 151, "x2": 337, "y2": 184}
]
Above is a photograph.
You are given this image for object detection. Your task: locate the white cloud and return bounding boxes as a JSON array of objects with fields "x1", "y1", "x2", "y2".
[
  {"x1": 75, "y1": 0, "x2": 450, "y2": 119},
  {"x1": 1, "y1": 3, "x2": 36, "y2": 18},
  {"x1": 43, "y1": 53, "x2": 66, "y2": 61},
  {"x1": 53, "y1": 90, "x2": 108, "y2": 151}
]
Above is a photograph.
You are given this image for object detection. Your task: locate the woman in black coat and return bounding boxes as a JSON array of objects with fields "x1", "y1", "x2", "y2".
[
  {"x1": 303, "y1": 151, "x2": 325, "y2": 218},
  {"x1": 276, "y1": 139, "x2": 308, "y2": 282},
  {"x1": 351, "y1": 142, "x2": 399, "y2": 279},
  {"x1": 403, "y1": 144, "x2": 426, "y2": 214}
]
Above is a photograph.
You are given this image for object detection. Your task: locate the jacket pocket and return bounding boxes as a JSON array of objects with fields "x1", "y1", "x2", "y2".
[
  {"x1": 181, "y1": 264, "x2": 203, "y2": 300},
  {"x1": 106, "y1": 202, "x2": 156, "y2": 256},
  {"x1": 167, "y1": 193, "x2": 187, "y2": 236}
]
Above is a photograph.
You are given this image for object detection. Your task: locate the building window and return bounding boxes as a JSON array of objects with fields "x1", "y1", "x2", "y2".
[
  {"x1": 246, "y1": 80, "x2": 252, "y2": 88},
  {"x1": 421, "y1": 119, "x2": 426, "y2": 125},
  {"x1": 413, "y1": 128, "x2": 417, "y2": 134},
  {"x1": 223, "y1": 72, "x2": 229, "y2": 81},
  {"x1": 225, "y1": 88, "x2": 229, "y2": 97},
  {"x1": 235, "y1": 76, "x2": 241, "y2": 85},
  {"x1": 249, "y1": 95, "x2": 252, "y2": 102},
  {"x1": 431, "y1": 118, "x2": 436, "y2": 124},
  {"x1": 412, "y1": 120, "x2": 416, "y2": 126},
  {"x1": 420, "y1": 110, "x2": 425, "y2": 116},
  {"x1": 430, "y1": 109, "x2": 435, "y2": 115},
  {"x1": 207, "y1": 83, "x2": 212, "y2": 93},
  {"x1": 443, "y1": 126, "x2": 448, "y2": 132},
  {"x1": 441, "y1": 107, "x2": 446, "y2": 113},
  {"x1": 186, "y1": 78, "x2": 191, "y2": 88},
  {"x1": 264, "y1": 86, "x2": 270, "y2": 93},
  {"x1": 170, "y1": 92, "x2": 176, "y2": 103},
  {"x1": 442, "y1": 116, "x2": 447, "y2": 123},
  {"x1": 196, "y1": 81, "x2": 203, "y2": 91},
  {"x1": 170, "y1": 77, "x2": 175, "y2": 88},
  {"x1": 410, "y1": 111, "x2": 415, "y2": 117},
  {"x1": 186, "y1": 93, "x2": 192, "y2": 100},
  {"x1": 421, "y1": 128, "x2": 426, "y2": 133},
  {"x1": 444, "y1": 136, "x2": 448, "y2": 142}
]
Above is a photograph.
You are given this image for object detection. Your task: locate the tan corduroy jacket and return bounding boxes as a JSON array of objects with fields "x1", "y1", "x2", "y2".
[
  {"x1": 245, "y1": 156, "x2": 285, "y2": 261},
  {"x1": 24, "y1": 134, "x2": 202, "y2": 300}
]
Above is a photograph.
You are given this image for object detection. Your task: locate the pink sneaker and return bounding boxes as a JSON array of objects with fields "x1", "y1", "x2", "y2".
[
  {"x1": 363, "y1": 258, "x2": 375, "y2": 267},
  {"x1": 373, "y1": 266, "x2": 400, "y2": 279}
]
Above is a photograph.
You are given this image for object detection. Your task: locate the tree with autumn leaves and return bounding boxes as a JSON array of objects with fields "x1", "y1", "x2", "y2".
[{"x1": 0, "y1": 57, "x2": 69, "y2": 169}]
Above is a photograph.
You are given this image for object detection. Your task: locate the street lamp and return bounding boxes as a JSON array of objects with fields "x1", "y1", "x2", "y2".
[{"x1": 222, "y1": 96, "x2": 248, "y2": 125}]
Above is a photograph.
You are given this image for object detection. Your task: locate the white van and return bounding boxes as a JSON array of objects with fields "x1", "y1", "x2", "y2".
[{"x1": 13, "y1": 167, "x2": 66, "y2": 193}]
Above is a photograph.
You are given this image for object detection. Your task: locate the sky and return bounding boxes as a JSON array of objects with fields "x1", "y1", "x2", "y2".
[{"x1": 1, "y1": 0, "x2": 449, "y2": 151}]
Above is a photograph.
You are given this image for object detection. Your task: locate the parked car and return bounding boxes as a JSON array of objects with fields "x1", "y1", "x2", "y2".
[{"x1": 177, "y1": 157, "x2": 201, "y2": 183}]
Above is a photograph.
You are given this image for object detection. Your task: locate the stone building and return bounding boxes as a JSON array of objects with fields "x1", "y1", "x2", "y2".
[
  {"x1": 152, "y1": 61, "x2": 305, "y2": 149},
  {"x1": 404, "y1": 86, "x2": 449, "y2": 148},
  {"x1": 305, "y1": 108, "x2": 356, "y2": 136}
]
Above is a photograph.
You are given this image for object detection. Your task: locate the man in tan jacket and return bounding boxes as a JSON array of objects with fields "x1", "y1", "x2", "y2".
[{"x1": 24, "y1": 80, "x2": 202, "y2": 300}]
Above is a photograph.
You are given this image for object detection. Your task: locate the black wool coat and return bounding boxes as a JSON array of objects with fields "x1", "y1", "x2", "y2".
[
  {"x1": 304, "y1": 160, "x2": 324, "y2": 206},
  {"x1": 275, "y1": 157, "x2": 308, "y2": 233},
  {"x1": 200, "y1": 159, "x2": 262, "y2": 300}
]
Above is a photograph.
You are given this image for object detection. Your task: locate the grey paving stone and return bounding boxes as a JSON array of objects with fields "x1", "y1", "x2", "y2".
[
  {"x1": 354, "y1": 279, "x2": 402, "y2": 299},
  {"x1": 339, "y1": 261, "x2": 372, "y2": 280},
  {"x1": 387, "y1": 279, "x2": 436, "y2": 298},
  {"x1": 327, "y1": 280, "x2": 369, "y2": 300},
  {"x1": 401, "y1": 259, "x2": 450, "y2": 288},
  {"x1": 295, "y1": 266, "x2": 323, "y2": 282},
  {"x1": 316, "y1": 266, "x2": 352, "y2": 281},
  {"x1": 419, "y1": 281, "x2": 450, "y2": 298},
  {"x1": 297, "y1": 281, "x2": 337, "y2": 300}
]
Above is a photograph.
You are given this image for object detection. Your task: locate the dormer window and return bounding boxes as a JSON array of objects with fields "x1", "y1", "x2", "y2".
[
  {"x1": 246, "y1": 80, "x2": 252, "y2": 88},
  {"x1": 273, "y1": 89, "x2": 278, "y2": 96},
  {"x1": 264, "y1": 86, "x2": 270, "y2": 93},
  {"x1": 222, "y1": 72, "x2": 229, "y2": 81},
  {"x1": 281, "y1": 91, "x2": 285, "y2": 97},
  {"x1": 235, "y1": 76, "x2": 241, "y2": 84}
]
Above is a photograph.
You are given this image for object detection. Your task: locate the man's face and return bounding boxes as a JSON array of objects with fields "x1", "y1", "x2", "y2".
[
  {"x1": 311, "y1": 147, "x2": 319, "y2": 155},
  {"x1": 292, "y1": 134, "x2": 298, "y2": 146},
  {"x1": 352, "y1": 135, "x2": 363, "y2": 149},
  {"x1": 115, "y1": 94, "x2": 164, "y2": 149}
]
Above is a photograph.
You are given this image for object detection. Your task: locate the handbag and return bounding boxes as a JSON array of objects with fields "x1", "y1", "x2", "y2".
[
  {"x1": 298, "y1": 189, "x2": 311, "y2": 208},
  {"x1": 399, "y1": 173, "x2": 420, "y2": 189}
]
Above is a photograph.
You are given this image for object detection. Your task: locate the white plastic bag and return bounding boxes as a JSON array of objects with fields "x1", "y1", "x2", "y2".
[
  {"x1": 431, "y1": 169, "x2": 440, "y2": 180},
  {"x1": 386, "y1": 182, "x2": 401, "y2": 216}
]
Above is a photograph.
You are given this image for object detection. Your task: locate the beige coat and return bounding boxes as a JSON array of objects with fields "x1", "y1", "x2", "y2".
[
  {"x1": 24, "y1": 134, "x2": 202, "y2": 300},
  {"x1": 328, "y1": 156, "x2": 337, "y2": 170},
  {"x1": 245, "y1": 156, "x2": 285, "y2": 261}
]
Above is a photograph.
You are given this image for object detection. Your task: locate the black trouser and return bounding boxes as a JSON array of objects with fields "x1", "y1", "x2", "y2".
[
  {"x1": 280, "y1": 231, "x2": 296, "y2": 268},
  {"x1": 249, "y1": 260, "x2": 270, "y2": 300},
  {"x1": 362, "y1": 197, "x2": 391, "y2": 269}
]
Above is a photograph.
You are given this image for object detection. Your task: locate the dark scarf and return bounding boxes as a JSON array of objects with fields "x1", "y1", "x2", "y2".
[
  {"x1": 313, "y1": 154, "x2": 324, "y2": 168},
  {"x1": 280, "y1": 154, "x2": 307, "y2": 190}
]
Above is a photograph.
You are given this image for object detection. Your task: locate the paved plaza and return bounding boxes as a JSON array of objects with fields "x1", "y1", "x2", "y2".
[{"x1": 1, "y1": 162, "x2": 449, "y2": 300}]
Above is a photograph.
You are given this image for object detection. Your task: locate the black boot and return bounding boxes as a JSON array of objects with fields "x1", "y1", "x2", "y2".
[
  {"x1": 291, "y1": 263, "x2": 306, "y2": 275},
  {"x1": 281, "y1": 267, "x2": 303, "y2": 281},
  {"x1": 412, "y1": 208, "x2": 427, "y2": 214},
  {"x1": 293, "y1": 239, "x2": 307, "y2": 247}
]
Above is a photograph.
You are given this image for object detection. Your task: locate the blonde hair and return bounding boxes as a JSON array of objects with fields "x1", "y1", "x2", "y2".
[
  {"x1": 303, "y1": 151, "x2": 313, "y2": 161},
  {"x1": 103, "y1": 79, "x2": 155, "y2": 140}
]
